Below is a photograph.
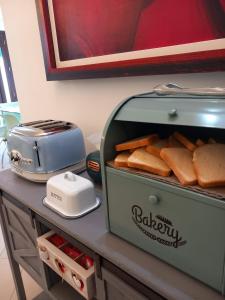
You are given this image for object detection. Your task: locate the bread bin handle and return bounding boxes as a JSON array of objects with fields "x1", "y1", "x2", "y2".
[
  {"x1": 153, "y1": 83, "x2": 225, "y2": 96},
  {"x1": 148, "y1": 195, "x2": 159, "y2": 205}
]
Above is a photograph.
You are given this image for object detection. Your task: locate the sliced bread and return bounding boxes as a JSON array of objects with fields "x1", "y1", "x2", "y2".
[
  {"x1": 173, "y1": 132, "x2": 196, "y2": 152},
  {"x1": 196, "y1": 139, "x2": 205, "y2": 147},
  {"x1": 168, "y1": 135, "x2": 184, "y2": 148},
  {"x1": 146, "y1": 139, "x2": 168, "y2": 158},
  {"x1": 114, "y1": 151, "x2": 130, "y2": 167},
  {"x1": 160, "y1": 148, "x2": 197, "y2": 186},
  {"x1": 193, "y1": 144, "x2": 225, "y2": 187},
  {"x1": 208, "y1": 138, "x2": 217, "y2": 144},
  {"x1": 115, "y1": 134, "x2": 158, "y2": 151},
  {"x1": 128, "y1": 148, "x2": 171, "y2": 177}
]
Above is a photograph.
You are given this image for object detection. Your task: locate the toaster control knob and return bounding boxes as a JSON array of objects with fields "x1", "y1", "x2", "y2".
[
  {"x1": 10, "y1": 151, "x2": 21, "y2": 165},
  {"x1": 13, "y1": 155, "x2": 19, "y2": 162}
]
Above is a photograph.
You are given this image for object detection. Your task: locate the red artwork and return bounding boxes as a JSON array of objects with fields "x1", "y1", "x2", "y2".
[
  {"x1": 52, "y1": 0, "x2": 225, "y2": 61},
  {"x1": 135, "y1": 0, "x2": 225, "y2": 49},
  {"x1": 35, "y1": 0, "x2": 225, "y2": 80}
]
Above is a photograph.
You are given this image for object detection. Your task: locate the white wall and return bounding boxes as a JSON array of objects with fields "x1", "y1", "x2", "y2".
[
  {"x1": 0, "y1": 7, "x2": 4, "y2": 30},
  {"x1": 1, "y1": 0, "x2": 225, "y2": 152}
]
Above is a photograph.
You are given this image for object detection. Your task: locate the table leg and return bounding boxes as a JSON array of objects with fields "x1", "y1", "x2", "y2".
[{"x1": 0, "y1": 200, "x2": 26, "y2": 300}]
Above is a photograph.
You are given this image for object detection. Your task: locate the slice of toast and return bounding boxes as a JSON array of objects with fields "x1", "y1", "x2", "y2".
[
  {"x1": 193, "y1": 144, "x2": 225, "y2": 188},
  {"x1": 168, "y1": 135, "x2": 184, "y2": 148},
  {"x1": 114, "y1": 151, "x2": 130, "y2": 167},
  {"x1": 208, "y1": 138, "x2": 217, "y2": 144},
  {"x1": 128, "y1": 148, "x2": 171, "y2": 177},
  {"x1": 160, "y1": 148, "x2": 197, "y2": 186},
  {"x1": 146, "y1": 139, "x2": 168, "y2": 158},
  {"x1": 115, "y1": 134, "x2": 158, "y2": 151},
  {"x1": 173, "y1": 132, "x2": 196, "y2": 152},
  {"x1": 196, "y1": 139, "x2": 205, "y2": 147}
]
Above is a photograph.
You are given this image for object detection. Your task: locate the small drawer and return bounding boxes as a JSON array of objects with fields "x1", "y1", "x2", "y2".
[{"x1": 37, "y1": 231, "x2": 95, "y2": 300}]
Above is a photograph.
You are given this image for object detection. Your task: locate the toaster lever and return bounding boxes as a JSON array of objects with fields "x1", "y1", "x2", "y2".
[
  {"x1": 10, "y1": 150, "x2": 33, "y2": 166},
  {"x1": 33, "y1": 141, "x2": 41, "y2": 167},
  {"x1": 10, "y1": 150, "x2": 21, "y2": 165}
]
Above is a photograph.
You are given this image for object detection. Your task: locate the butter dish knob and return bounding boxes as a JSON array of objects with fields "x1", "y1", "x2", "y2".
[{"x1": 64, "y1": 172, "x2": 76, "y2": 181}]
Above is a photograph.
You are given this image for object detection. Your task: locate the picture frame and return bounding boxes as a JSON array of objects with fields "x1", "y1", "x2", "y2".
[{"x1": 36, "y1": 0, "x2": 225, "y2": 81}]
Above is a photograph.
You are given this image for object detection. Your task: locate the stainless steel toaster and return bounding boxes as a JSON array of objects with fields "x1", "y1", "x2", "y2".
[{"x1": 7, "y1": 120, "x2": 86, "y2": 182}]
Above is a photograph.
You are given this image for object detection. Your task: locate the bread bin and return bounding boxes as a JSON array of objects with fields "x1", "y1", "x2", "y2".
[
  {"x1": 43, "y1": 172, "x2": 101, "y2": 218},
  {"x1": 7, "y1": 119, "x2": 86, "y2": 182},
  {"x1": 101, "y1": 84, "x2": 225, "y2": 294}
]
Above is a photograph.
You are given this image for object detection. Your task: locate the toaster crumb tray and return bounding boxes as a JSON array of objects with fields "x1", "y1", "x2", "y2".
[{"x1": 43, "y1": 196, "x2": 101, "y2": 219}]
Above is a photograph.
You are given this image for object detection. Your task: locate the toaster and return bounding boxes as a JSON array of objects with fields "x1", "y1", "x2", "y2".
[{"x1": 7, "y1": 120, "x2": 86, "y2": 182}]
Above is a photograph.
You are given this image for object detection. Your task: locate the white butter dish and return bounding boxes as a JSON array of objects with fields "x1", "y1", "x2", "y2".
[{"x1": 43, "y1": 172, "x2": 101, "y2": 218}]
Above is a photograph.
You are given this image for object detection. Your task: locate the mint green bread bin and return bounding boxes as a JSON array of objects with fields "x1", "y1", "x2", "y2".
[{"x1": 101, "y1": 85, "x2": 225, "y2": 294}]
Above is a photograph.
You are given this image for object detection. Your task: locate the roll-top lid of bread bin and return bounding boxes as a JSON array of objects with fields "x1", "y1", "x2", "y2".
[
  {"x1": 114, "y1": 84, "x2": 225, "y2": 128},
  {"x1": 43, "y1": 172, "x2": 101, "y2": 218},
  {"x1": 101, "y1": 84, "x2": 225, "y2": 164}
]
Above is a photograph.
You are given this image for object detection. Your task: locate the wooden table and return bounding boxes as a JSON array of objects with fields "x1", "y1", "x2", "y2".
[{"x1": 0, "y1": 169, "x2": 223, "y2": 300}]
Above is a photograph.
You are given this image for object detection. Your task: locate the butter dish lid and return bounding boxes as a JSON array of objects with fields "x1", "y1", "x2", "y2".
[
  {"x1": 47, "y1": 172, "x2": 93, "y2": 194},
  {"x1": 43, "y1": 172, "x2": 101, "y2": 218}
]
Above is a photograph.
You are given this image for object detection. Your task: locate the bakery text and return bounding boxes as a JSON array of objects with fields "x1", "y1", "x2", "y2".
[{"x1": 131, "y1": 205, "x2": 186, "y2": 248}]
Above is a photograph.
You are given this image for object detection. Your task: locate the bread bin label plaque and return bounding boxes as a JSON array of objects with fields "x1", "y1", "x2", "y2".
[{"x1": 131, "y1": 205, "x2": 187, "y2": 248}]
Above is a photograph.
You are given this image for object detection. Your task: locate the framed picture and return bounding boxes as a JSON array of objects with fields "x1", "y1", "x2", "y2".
[{"x1": 36, "y1": 0, "x2": 225, "y2": 80}]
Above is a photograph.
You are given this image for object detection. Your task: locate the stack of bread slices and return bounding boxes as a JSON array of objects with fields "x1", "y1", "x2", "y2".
[{"x1": 113, "y1": 133, "x2": 225, "y2": 188}]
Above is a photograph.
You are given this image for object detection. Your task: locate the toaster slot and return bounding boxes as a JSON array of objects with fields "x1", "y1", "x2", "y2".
[
  {"x1": 22, "y1": 119, "x2": 54, "y2": 127},
  {"x1": 36, "y1": 121, "x2": 66, "y2": 129},
  {"x1": 40, "y1": 122, "x2": 72, "y2": 133},
  {"x1": 20, "y1": 119, "x2": 76, "y2": 134},
  {"x1": 37, "y1": 231, "x2": 96, "y2": 300}
]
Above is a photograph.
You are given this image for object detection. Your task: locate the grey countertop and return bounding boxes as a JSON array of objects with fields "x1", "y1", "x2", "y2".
[{"x1": 0, "y1": 169, "x2": 223, "y2": 300}]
